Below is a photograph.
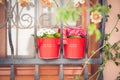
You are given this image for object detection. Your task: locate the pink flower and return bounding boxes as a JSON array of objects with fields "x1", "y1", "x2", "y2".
[
  {"x1": 58, "y1": 27, "x2": 86, "y2": 38},
  {"x1": 66, "y1": 27, "x2": 86, "y2": 37}
]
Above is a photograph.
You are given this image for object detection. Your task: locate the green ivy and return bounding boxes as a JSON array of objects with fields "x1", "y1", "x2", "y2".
[{"x1": 56, "y1": 5, "x2": 82, "y2": 23}]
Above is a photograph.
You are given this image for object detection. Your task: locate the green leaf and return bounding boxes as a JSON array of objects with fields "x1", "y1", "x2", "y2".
[
  {"x1": 103, "y1": 57, "x2": 108, "y2": 62},
  {"x1": 112, "y1": 43, "x2": 117, "y2": 48},
  {"x1": 99, "y1": 5, "x2": 109, "y2": 13},
  {"x1": 115, "y1": 53, "x2": 120, "y2": 58},
  {"x1": 117, "y1": 14, "x2": 120, "y2": 19},
  {"x1": 91, "y1": 50, "x2": 95, "y2": 54},
  {"x1": 98, "y1": 66, "x2": 104, "y2": 72},
  {"x1": 54, "y1": 32, "x2": 60, "y2": 38},
  {"x1": 104, "y1": 34, "x2": 110, "y2": 41},
  {"x1": 75, "y1": 76, "x2": 81, "y2": 80},
  {"x1": 95, "y1": 29, "x2": 101, "y2": 41},
  {"x1": 88, "y1": 24, "x2": 96, "y2": 35},
  {"x1": 72, "y1": 12, "x2": 78, "y2": 21},
  {"x1": 85, "y1": 61, "x2": 89, "y2": 65},
  {"x1": 107, "y1": 55, "x2": 113, "y2": 60},
  {"x1": 43, "y1": 34, "x2": 54, "y2": 38}
]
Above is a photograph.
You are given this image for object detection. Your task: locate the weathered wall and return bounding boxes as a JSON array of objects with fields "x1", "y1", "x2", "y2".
[{"x1": 103, "y1": 0, "x2": 120, "y2": 80}]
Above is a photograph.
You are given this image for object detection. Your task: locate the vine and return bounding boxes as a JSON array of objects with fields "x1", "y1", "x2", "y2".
[{"x1": 76, "y1": 14, "x2": 120, "y2": 80}]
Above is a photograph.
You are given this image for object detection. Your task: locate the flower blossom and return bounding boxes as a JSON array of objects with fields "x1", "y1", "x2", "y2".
[
  {"x1": 41, "y1": 0, "x2": 53, "y2": 7},
  {"x1": 90, "y1": 11, "x2": 102, "y2": 24},
  {"x1": 74, "y1": 0, "x2": 85, "y2": 7},
  {"x1": 37, "y1": 28, "x2": 55, "y2": 37},
  {"x1": 66, "y1": 27, "x2": 86, "y2": 37},
  {"x1": 19, "y1": 0, "x2": 30, "y2": 7}
]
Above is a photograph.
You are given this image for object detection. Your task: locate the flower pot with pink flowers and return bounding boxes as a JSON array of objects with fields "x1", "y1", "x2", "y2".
[{"x1": 62, "y1": 27, "x2": 86, "y2": 59}]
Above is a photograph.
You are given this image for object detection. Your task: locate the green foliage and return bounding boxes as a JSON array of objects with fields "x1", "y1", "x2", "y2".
[
  {"x1": 89, "y1": 3, "x2": 109, "y2": 14},
  {"x1": 54, "y1": 32, "x2": 61, "y2": 38},
  {"x1": 38, "y1": 32, "x2": 60, "y2": 38},
  {"x1": 95, "y1": 29, "x2": 101, "y2": 41},
  {"x1": 87, "y1": 14, "x2": 120, "y2": 80},
  {"x1": 104, "y1": 34, "x2": 110, "y2": 41},
  {"x1": 98, "y1": 66, "x2": 104, "y2": 72},
  {"x1": 88, "y1": 24, "x2": 96, "y2": 35},
  {"x1": 117, "y1": 14, "x2": 120, "y2": 19},
  {"x1": 67, "y1": 36, "x2": 81, "y2": 38},
  {"x1": 75, "y1": 76, "x2": 82, "y2": 80},
  {"x1": 56, "y1": 5, "x2": 82, "y2": 23},
  {"x1": 88, "y1": 24, "x2": 101, "y2": 41}
]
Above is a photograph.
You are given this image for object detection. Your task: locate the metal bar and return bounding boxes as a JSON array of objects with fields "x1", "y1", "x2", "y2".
[
  {"x1": 34, "y1": 65, "x2": 40, "y2": 80},
  {"x1": 99, "y1": 0, "x2": 106, "y2": 64},
  {"x1": 7, "y1": 0, "x2": 15, "y2": 80},
  {"x1": 59, "y1": 0, "x2": 64, "y2": 80},
  {"x1": 84, "y1": 65, "x2": 88, "y2": 80},
  {"x1": 34, "y1": 0, "x2": 39, "y2": 58},
  {"x1": 98, "y1": 72, "x2": 103, "y2": 80},
  {"x1": 97, "y1": 0, "x2": 106, "y2": 80},
  {"x1": 34, "y1": 0, "x2": 40, "y2": 80},
  {"x1": 7, "y1": 0, "x2": 14, "y2": 58},
  {"x1": 10, "y1": 65, "x2": 15, "y2": 80},
  {"x1": 0, "y1": 58, "x2": 101, "y2": 65},
  {"x1": 84, "y1": 0, "x2": 90, "y2": 79},
  {"x1": 59, "y1": 64, "x2": 64, "y2": 80},
  {"x1": 16, "y1": 0, "x2": 19, "y2": 56}
]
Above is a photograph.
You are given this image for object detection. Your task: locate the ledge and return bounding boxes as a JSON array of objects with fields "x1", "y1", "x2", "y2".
[{"x1": 0, "y1": 58, "x2": 102, "y2": 65}]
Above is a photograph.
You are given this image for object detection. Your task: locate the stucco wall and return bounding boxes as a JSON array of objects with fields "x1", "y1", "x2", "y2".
[{"x1": 103, "y1": 0, "x2": 120, "y2": 80}]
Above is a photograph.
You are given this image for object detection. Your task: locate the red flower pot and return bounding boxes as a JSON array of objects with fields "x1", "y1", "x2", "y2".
[
  {"x1": 64, "y1": 38, "x2": 86, "y2": 58},
  {"x1": 37, "y1": 38, "x2": 60, "y2": 59}
]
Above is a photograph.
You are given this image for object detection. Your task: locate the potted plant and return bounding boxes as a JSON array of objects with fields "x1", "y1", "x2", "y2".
[
  {"x1": 37, "y1": 0, "x2": 109, "y2": 60},
  {"x1": 55, "y1": 0, "x2": 87, "y2": 58},
  {"x1": 37, "y1": 28, "x2": 60, "y2": 59},
  {"x1": 56, "y1": 0, "x2": 109, "y2": 58},
  {"x1": 63, "y1": 27, "x2": 86, "y2": 58}
]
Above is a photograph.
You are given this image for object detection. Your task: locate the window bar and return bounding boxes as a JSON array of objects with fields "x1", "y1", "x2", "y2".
[
  {"x1": 59, "y1": 64, "x2": 64, "y2": 80},
  {"x1": 10, "y1": 65, "x2": 15, "y2": 80},
  {"x1": 34, "y1": 0, "x2": 40, "y2": 80},
  {"x1": 98, "y1": 0, "x2": 106, "y2": 80},
  {"x1": 59, "y1": 0, "x2": 64, "y2": 80},
  {"x1": 59, "y1": 16, "x2": 64, "y2": 80},
  {"x1": 35, "y1": 65, "x2": 39, "y2": 80},
  {"x1": 7, "y1": 0, "x2": 15, "y2": 80},
  {"x1": 84, "y1": 66, "x2": 88, "y2": 80},
  {"x1": 84, "y1": 0, "x2": 90, "y2": 79},
  {"x1": 59, "y1": 25, "x2": 64, "y2": 80},
  {"x1": 99, "y1": 0, "x2": 106, "y2": 64},
  {"x1": 15, "y1": 0, "x2": 19, "y2": 57}
]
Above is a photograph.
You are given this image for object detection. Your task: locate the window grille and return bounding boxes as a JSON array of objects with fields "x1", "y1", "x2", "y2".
[{"x1": 0, "y1": 0, "x2": 106, "y2": 80}]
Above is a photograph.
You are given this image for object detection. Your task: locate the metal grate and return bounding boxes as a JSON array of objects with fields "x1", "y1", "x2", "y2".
[{"x1": 0, "y1": 0, "x2": 106, "y2": 80}]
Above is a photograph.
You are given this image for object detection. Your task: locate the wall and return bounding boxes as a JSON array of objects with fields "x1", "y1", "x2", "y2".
[{"x1": 103, "y1": 0, "x2": 120, "y2": 80}]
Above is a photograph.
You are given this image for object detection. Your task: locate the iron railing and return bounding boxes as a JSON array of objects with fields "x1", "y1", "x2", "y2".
[{"x1": 0, "y1": 0, "x2": 106, "y2": 80}]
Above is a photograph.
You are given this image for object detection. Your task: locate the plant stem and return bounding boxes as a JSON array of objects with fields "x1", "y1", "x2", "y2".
[
  {"x1": 89, "y1": 63, "x2": 105, "y2": 80},
  {"x1": 89, "y1": 70, "x2": 99, "y2": 80},
  {"x1": 80, "y1": 44, "x2": 106, "y2": 74},
  {"x1": 109, "y1": 18, "x2": 119, "y2": 35},
  {"x1": 53, "y1": 0, "x2": 59, "y2": 7}
]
